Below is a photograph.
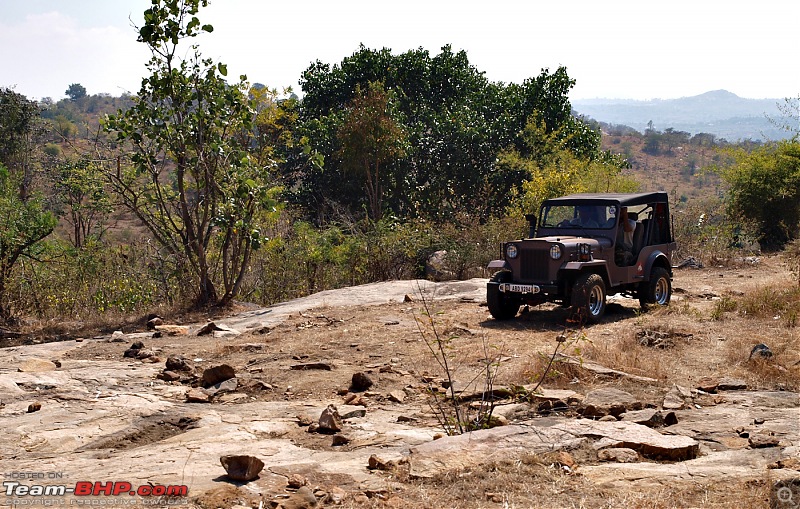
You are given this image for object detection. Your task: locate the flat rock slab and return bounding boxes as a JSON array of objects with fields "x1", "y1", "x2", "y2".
[{"x1": 408, "y1": 417, "x2": 699, "y2": 478}]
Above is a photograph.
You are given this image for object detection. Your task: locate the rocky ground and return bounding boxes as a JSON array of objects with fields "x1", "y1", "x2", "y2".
[{"x1": 1, "y1": 257, "x2": 799, "y2": 508}]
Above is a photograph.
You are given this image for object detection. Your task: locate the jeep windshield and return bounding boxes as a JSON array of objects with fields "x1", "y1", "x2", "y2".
[{"x1": 540, "y1": 204, "x2": 617, "y2": 230}]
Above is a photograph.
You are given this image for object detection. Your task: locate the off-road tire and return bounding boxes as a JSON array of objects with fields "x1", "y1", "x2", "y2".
[
  {"x1": 570, "y1": 273, "x2": 606, "y2": 324},
  {"x1": 487, "y1": 271, "x2": 520, "y2": 320},
  {"x1": 639, "y1": 266, "x2": 672, "y2": 309}
]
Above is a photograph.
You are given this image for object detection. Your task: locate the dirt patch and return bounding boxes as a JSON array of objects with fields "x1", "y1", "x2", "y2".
[{"x1": 78, "y1": 415, "x2": 200, "y2": 451}]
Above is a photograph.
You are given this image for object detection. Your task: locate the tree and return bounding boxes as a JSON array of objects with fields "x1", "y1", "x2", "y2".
[
  {"x1": 0, "y1": 165, "x2": 56, "y2": 322},
  {"x1": 53, "y1": 159, "x2": 112, "y2": 249},
  {"x1": 291, "y1": 45, "x2": 594, "y2": 221},
  {"x1": 0, "y1": 89, "x2": 56, "y2": 322},
  {"x1": 337, "y1": 82, "x2": 407, "y2": 219},
  {"x1": 104, "y1": 0, "x2": 273, "y2": 306},
  {"x1": 65, "y1": 83, "x2": 87, "y2": 101},
  {"x1": 720, "y1": 141, "x2": 800, "y2": 250}
]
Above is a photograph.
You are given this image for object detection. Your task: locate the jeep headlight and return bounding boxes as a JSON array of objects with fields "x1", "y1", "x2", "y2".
[
  {"x1": 550, "y1": 244, "x2": 562, "y2": 260},
  {"x1": 506, "y1": 243, "x2": 519, "y2": 259}
]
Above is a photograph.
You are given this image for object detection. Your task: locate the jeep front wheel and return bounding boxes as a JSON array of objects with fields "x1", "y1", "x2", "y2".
[
  {"x1": 639, "y1": 267, "x2": 672, "y2": 308},
  {"x1": 487, "y1": 271, "x2": 520, "y2": 320},
  {"x1": 571, "y1": 273, "x2": 606, "y2": 324}
]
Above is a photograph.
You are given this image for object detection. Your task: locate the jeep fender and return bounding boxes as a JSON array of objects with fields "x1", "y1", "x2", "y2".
[
  {"x1": 561, "y1": 261, "x2": 610, "y2": 289},
  {"x1": 641, "y1": 252, "x2": 672, "y2": 280},
  {"x1": 487, "y1": 259, "x2": 511, "y2": 272}
]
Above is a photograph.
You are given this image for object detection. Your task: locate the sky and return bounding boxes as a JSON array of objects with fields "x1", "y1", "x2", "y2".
[{"x1": 1, "y1": 0, "x2": 798, "y2": 102}]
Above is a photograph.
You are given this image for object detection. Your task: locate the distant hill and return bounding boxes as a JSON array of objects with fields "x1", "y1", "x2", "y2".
[{"x1": 573, "y1": 90, "x2": 790, "y2": 142}]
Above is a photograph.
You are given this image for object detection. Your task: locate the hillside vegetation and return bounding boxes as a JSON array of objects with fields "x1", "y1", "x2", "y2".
[{"x1": 0, "y1": 0, "x2": 798, "y2": 337}]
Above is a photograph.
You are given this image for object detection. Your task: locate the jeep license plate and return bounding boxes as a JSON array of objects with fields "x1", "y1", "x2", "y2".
[{"x1": 500, "y1": 283, "x2": 539, "y2": 294}]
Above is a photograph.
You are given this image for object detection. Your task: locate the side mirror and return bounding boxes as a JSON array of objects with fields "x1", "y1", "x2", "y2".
[{"x1": 525, "y1": 213, "x2": 537, "y2": 238}]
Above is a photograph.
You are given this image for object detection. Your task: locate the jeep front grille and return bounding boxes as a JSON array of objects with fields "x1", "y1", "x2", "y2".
[{"x1": 520, "y1": 247, "x2": 550, "y2": 281}]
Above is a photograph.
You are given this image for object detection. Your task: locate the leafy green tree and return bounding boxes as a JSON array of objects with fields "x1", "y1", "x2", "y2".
[
  {"x1": 0, "y1": 165, "x2": 57, "y2": 322},
  {"x1": 104, "y1": 0, "x2": 274, "y2": 306},
  {"x1": 291, "y1": 45, "x2": 593, "y2": 222},
  {"x1": 720, "y1": 141, "x2": 800, "y2": 250},
  {"x1": 337, "y1": 82, "x2": 407, "y2": 219},
  {"x1": 54, "y1": 159, "x2": 112, "y2": 249},
  {"x1": 65, "y1": 83, "x2": 87, "y2": 101}
]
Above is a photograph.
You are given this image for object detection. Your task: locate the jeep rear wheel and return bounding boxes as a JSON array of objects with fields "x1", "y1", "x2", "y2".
[
  {"x1": 487, "y1": 271, "x2": 520, "y2": 320},
  {"x1": 571, "y1": 273, "x2": 606, "y2": 324},
  {"x1": 639, "y1": 267, "x2": 672, "y2": 308}
]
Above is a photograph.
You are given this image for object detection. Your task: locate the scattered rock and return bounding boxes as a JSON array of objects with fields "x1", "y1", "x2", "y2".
[
  {"x1": 201, "y1": 364, "x2": 236, "y2": 387},
  {"x1": 186, "y1": 388, "x2": 211, "y2": 403},
  {"x1": 219, "y1": 455, "x2": 264, "y2": 482},
  {"x1": 388, "y1": 390, "x2": 406, "y2": 403},
  {"x1": 136, "y1": 348, "x2": 157, "y2": 360},
  {"x1": 110, "y1": 330, "x2": 126, "y2": 342},
  {"x1": 663, "y1": 386, "x2": 687, "y2": 410},
  {"x1": 696, "y1": 377, "x2": 719, "y2": 393},
  {"x1": 27, "y1": 401, "x2": 42, "y2": 413},
  {"x1": 749, "y1": 343, "x2": 773, "y2": 360},
  {"x1": 146, "y1": 316, "x2": 163, "y2": 330},
  {"x1": 166, "y1": 355, "x2": 194, "y2": 372},
  {"x1": 324, "y1": 486, "x2": 347, "y2": 505},
  {"x1": 18, "y1": 358, "x2": 57, "y2": 372},
  {"x1": 403, "y1": 294, "x2": 414, "y2": 302},
  {"x1": 717, "y1": 377, "x2": 747, "y2": 391},
  {"x1": 598, "y1": 415, "x2": 618, "y2": 422},
  {"x1": 581, "y1": 388, "x2": 642, "y2": 417},
  {"x1": 367, "y1": 454, "x2": 396, "y2": 471},
  {"x1": 768, "y1": 457, "x2": 800, "y2": 470},
  {"x1": 598, "y1": 447, "x2": 639, "y2": 463},
  {"x1": 156, "y1": 370, "x2": 181, "y2": 382},
  {"x1": 196, "y1": 322, "x2": 240, "y2": 337},
  {"x1": 283, "y1": 486, "x2": 317, "y2": 509},
  {"x1": 749, "y1": 432, "x2": 780, "y2": 448},
  {"x1": 291, "y1": 362, "x2": 334, "y2": 371},
  {"x1": 350, "y1": 372, "x2": 374, "y2": 392},
  {"x1": 340, "y1": 407, "x2": 366, "y2": 420},
  {"x1": 206, "y1": 377, "x2": 238, "y2": 396},
  {"x1": 154, "y1": 325, "x2": 189, "y2": 336},
  {"x1": 318, "y1": 404, "x2": 343, "y2": 432},
  {"x1": 332, "y1": 434, "x2": 350, "y2": 446},
  {"x1": 287, "y1": 473, "x2": 307, "y2": 489}
]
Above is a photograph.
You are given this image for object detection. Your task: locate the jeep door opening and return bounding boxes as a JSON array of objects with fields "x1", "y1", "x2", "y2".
[{"x1": 487, "y1": 192, "x2": 676, "y2": 323}]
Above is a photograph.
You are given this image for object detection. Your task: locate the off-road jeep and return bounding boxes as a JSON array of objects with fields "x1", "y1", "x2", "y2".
[{"x1": 487, "y1": 192, "x2": 676, "y2": 323}]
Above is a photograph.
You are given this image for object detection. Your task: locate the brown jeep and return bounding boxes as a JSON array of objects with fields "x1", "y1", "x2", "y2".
[{"x1": 487, "y1": 192, "x2": 676, "y2": 323}]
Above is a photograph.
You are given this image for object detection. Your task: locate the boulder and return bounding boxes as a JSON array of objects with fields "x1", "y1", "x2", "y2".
[
  {"x1": 219, "y1": 455, "x2": 264, "y2": 482},
  {"x1": 201, "y1": 364, "x2": 236, "y2": 387},
  {"x1": 598, "y1": 447, "x2": 639, "y2": 463}
]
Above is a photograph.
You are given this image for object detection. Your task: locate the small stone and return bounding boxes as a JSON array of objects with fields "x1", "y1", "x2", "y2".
[
  {"x1": 696, "y1": 377, "x2": 718, "y2": 393},
  {"x1": 186, "y1": 388, "x2": 211, "y2": 403},
  {"x1": 318, "y1": 404, "x2": 343, "y2": 432},
  {"x1": 598, "y1": 448, "x2": 639, "y2": 463},
  {"x1": 287, "y1": 473, "x2": 307, "y2": 489},
  {"x1": 749, "y1": 343, "x2": 773, "y2": 359},
  {"x1": 325, "y1": 486, "x2": 347, "y2": 505},
  {"x1": 598, "y1": 415, "x2": 617, "y2": 422},
  {"x1": 18, "y1": 359, "x2": 57, "y2": 372},
  {"x1": 403, "y1": 294, "x2": 414, "y2": 302},
  {"x1": 754, "y1": 417, "x2": 766, "y2": 425},
  {"x1": 166, "y1": 355, "x2": 194, "y2": 372},
  {"x1": 219, "y1": 455, "x2": 264, "y2": 482},
  {"x1": 136, "y1": 348, "x2": 157, "y2": 359},
  {"x1": 367, "y1": 454, "x2": 395, "y2": 471},
  {"x1": 146, "y1": 316, "x2": 163, "y2": 330},
  {"x1": 202, "y1": 364, "x2": 236, "y2": 387},
  {"x1": 749, "y1": 433, "x2": 780, "y2": 448},
  {"x1": 663, "y1": 387, "x2": 685, "y2": 410},
  {"x1": 350, "y1": 372, "x2": 373, "y2": 392},
  {"x1": 27, "y1": 401, "x2": 42, "y2": 413},
  {"x1": 332, "y1": 434, "x2": 350, "y2": 446},
  {"x1": 157, "y1": 370, "x2": 181, "y2": 382},
  {"x1": 110, "y1": 330, "x2": 125, "y2": 342},
  {"x1": 717, "y1": 377, "x2": 747, "y2": 391},
  {"x1": 388, "y1": 390, "x2": 406, "y2": 403}
]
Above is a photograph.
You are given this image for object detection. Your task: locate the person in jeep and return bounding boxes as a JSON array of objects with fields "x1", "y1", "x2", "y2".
[{"x1": 486, "y1": 192, "x2": 676, "y2": 324}]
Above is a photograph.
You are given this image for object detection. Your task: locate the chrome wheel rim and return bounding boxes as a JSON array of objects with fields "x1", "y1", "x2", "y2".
[
  {"x1": 654, "y1": 277, "x2": 669, "y2": 305},
  {"x1": 589, "y1": 285, "x2": 604, "y2": 316}
]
